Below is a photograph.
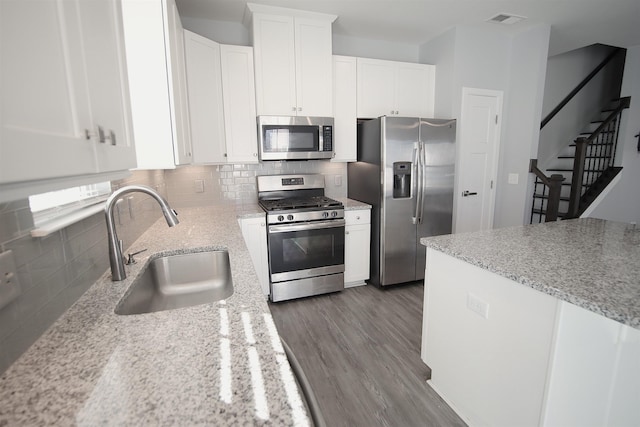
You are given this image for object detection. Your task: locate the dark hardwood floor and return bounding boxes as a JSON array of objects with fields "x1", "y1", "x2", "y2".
[{"x1": 269, "y1": 282, "x2": 466, "y2": 427}]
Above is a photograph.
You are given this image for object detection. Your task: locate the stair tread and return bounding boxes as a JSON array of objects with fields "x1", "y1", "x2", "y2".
[{"x1": 532, "y1": 194, "x2": 570, "y2": 201}]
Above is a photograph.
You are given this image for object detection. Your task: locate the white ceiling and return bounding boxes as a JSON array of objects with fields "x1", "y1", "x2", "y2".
[{"x1": 175, "y1": 0, "x2": 640, "y2": 56}]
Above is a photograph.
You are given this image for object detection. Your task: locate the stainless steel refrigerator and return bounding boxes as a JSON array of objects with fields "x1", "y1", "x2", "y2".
[{"x1": 347, "y1": 116, "x2": 456, "y2": 287}]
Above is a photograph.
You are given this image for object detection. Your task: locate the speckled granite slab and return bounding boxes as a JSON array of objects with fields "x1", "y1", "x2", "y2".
[
  {"x1": 421, "y1": 218, "x2": 640, "y2": 329},
  {"x1": 0, "y1": 205, "x2": 310, "y2": 426}
]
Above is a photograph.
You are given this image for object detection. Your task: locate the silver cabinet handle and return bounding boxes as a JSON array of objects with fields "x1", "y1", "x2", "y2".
[{"x1": 462, "y1": 190, "x2": 478, "y2": 197}]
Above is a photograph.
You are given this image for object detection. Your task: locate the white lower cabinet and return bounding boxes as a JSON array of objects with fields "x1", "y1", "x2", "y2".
[
  {"x1": 239, "y1": 216, "x2": 269, "y2": 297},
  {"x1": 344, "y1": 209, "x2": 371, "y2": 287},
  {"x1": 541, "y1": 302, "x2": 640, "y2": 427},
  {"x1": 422, "y1": 249, "x2": 640, "y2": 427}
]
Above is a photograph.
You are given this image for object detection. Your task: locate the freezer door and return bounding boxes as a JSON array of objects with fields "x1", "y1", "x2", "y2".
[
  {"x1": 381, "y1": 117, "x2": 420, "y2": 286},
  {"x1": 415, "y1": 119, "x2": 456, "y2": 277}
]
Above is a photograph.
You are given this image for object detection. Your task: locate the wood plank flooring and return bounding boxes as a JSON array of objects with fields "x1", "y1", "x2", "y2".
[{"x1": 269, "y1": 282, "x2": 466, "y2": 427}]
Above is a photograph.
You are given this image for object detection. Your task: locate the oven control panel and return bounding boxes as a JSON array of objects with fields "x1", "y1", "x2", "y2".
[
  {"x1": 282, "y1": 177, "x2": 304, "y2": 186},
  {"x1": 268, "y1": 209, "x2": 344, "y2": 224}
]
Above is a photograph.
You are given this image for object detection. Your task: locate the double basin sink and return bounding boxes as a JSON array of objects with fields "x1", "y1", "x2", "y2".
[{"x1": 115, "y1": 250, "x2": 234, "y2": 315}]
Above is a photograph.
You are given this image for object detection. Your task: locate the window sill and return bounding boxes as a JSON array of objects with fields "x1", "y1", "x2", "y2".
[{"x1": 30, "y1": 199, "x2": 107, "y2": 238}]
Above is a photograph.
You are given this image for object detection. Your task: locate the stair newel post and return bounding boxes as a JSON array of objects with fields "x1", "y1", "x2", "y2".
[
  {"x1": 545, "y1": 174, "x2": 565, "y2": 222},
  {"x1": 568, "y1": 137, "x2": 588, "y2": 218}
]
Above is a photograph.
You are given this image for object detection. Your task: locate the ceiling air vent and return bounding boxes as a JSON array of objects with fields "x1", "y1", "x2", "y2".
[{"x1": 487, "y1": 13, "x2": 526, "y2": 25}]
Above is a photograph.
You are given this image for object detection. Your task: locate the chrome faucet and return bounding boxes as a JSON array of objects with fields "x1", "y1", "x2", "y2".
[{"x1": 105, "y1": 185, "x2": 179, "y2": 281}]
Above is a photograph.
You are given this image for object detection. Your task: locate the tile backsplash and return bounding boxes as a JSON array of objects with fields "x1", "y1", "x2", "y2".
[
  {"x1": 0, "y1": 170, "x2": 165, "y2": 373},
  {"x1": 165, "y1": 161, "x2": 348, "y2": 208},
  {"x1": 0, "y1": 161, "x2": 348, "y2": 373}
]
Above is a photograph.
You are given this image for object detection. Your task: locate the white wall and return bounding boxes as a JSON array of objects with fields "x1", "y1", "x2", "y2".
[
  {"x1": 498, "y1": 25, "x2": 551, "y2": 227},
  {"x1": 538, "y1": 44, "x2": 624, "y2": 168},
  {"x1": 181, "y1": 17, "x2": 249, "y2": 46},
  {"x1": 419, "y1": 29, "x2": 456, "y2": 119},
  {"x1": 332, "y1": 34, "x2": 418, "y2": 63},
  {"x1": 181, "y1": 16, "x2": 420, "y2": 63},
  {"x1": 419, "y1": 24, "x2": 551, "y2": 229},
  {"x1": 587, "y1": 45, "x2": 640, "y2": 224}
]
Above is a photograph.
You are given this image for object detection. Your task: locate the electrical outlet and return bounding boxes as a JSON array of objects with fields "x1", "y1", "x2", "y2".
[
  {"x1": 194, "y1": 179, "x2": 205, "y2": 193},
  {"x1": 334, "y1": 175, "x2": 343, "y2": 187},
  {"x1": 0, "y1": 250, "x2": 21, "y2": 310},
  {"x1": 467, "y1": 293, "x2": 489, "y2": 319}
]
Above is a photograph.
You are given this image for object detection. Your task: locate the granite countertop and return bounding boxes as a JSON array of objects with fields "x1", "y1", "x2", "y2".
[
  {"x1": 421, "y1": 218, "x2": 640, "y2": 329},
  {"x1": 337, "y1": 197, "x2": 371, "y2": 210},
  {"x1": 0, "y1": 205, "x2": 310, "y2": 426}
]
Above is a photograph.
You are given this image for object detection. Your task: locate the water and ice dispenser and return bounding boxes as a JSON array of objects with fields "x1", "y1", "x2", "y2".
[{"x1": 393, "y1": 161, "x2": 412, "y2": 198}]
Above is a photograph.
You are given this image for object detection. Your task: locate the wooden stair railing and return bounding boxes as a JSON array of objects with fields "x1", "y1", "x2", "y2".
[{"x1": 529, "y1": 160, "x2": 565, "y2": 222}]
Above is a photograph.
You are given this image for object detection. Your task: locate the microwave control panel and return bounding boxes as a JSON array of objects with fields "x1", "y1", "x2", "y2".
[{"x1": 323, "y1": 126, "x2": 333, "y2": 151}]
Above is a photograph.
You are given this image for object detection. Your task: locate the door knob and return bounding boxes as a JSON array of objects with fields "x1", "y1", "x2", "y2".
[{"x1": 462, "y1": 190, "x2": 478, "y2": 197}]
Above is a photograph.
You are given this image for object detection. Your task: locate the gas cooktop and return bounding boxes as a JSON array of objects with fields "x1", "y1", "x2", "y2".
[{"x1": 259, "y1": 195, "x2": 342, "y2": 212}]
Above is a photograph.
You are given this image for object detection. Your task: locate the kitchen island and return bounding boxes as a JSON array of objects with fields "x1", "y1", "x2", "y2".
[
  {"x1": 420, "y1": 218, "x2": 640, "y2": 427},
  {"x1": 0, "y1": 205, "x2": 309, "y2": 426}
]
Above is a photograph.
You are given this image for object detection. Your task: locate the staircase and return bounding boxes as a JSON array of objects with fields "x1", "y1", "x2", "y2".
[{"x1": 529, "y1": 47, "x2": 629, "y2": 224}]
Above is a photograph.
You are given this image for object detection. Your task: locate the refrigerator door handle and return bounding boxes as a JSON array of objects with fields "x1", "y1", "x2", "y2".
[
  {"x1": 411, "y1": 144, "x2": 419, "y2": 225},
  {"x1": 418, "y1": 141, "x2": 425, "y2": 224},
  {"x1": 415, "y1": 142, "x2": 424, "y2": 224}
]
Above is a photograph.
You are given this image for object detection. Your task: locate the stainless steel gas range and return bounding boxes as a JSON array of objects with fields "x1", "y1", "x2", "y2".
[{"x1": 257, "y1": 174, "x2": 345, "y2": 302}]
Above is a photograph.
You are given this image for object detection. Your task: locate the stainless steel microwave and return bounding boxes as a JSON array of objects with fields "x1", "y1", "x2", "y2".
[{"x1": 257, "y1": 116, "x2": 334, "y2": 161}]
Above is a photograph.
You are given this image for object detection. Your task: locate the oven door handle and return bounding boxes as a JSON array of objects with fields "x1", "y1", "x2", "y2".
[{"x1": 269, "y1": 219, "x2": 346, "y2": 233}]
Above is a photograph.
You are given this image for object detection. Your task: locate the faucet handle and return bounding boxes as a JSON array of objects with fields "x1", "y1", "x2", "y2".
[{"x1": 126, "y1": 248, "x2": 148, "y2": 265}]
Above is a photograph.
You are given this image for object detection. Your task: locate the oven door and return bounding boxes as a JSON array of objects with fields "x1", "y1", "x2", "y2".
[{"x1": 267, "y1": 219, "x2": 345, "y2": 283}]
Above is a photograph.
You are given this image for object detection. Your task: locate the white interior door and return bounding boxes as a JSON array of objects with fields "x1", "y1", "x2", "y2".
[{"x1": 455, "y1": 87, "x2": 502, "y2": 233}]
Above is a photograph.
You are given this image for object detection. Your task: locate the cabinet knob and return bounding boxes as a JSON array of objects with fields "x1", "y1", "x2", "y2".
[
  {"x1": 356, "y1": 216, "x2": 360, "y2": 220},
  {"x1": 292, "y1": 107, "x2": 296, "y2": 111},
  {"x1": 395, "y1": 110, "x2": 399, "y2": 115},
  {"x1": 345, "y1": 231, "x2": 349, "y2": 235},
  {"x1": 253, "y1": 153, "x2": 258, "y2": 157},
  {"x1": 390, "y1": 110, "x2": 394, "y2": 114},
  {"x1": 298, "y1": 107, "x2": 302, "y2": 111}
]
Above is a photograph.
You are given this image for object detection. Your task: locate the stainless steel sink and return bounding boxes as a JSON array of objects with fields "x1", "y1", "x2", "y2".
[{"x1": 115, "y1": 250, "x2": 233, "y2": 315}]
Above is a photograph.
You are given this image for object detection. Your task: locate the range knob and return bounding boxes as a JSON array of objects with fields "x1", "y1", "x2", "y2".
[
  {"x1": 287, "y1": 214, "x2": 294, "y2": 221},
  {"x1": 277, "y1": 215, "x2": 284, "y2": 222},
  {"x1": 322, "y1": 212, "x2": 329, "y2": 218},
  {"x1": 331, "y1": 211, "x2": 338, "y2": 218}
]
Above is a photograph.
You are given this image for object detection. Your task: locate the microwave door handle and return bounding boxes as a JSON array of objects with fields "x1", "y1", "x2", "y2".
[{"x1": 269, "y1": 219, "x2": 346, "y2": 233}]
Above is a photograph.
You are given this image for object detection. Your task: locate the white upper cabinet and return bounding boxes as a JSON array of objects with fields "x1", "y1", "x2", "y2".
[
  {"x1": 220, "y1": 45, "x2": 259, "y2": 163},
  {"x1": 184, "y1": 31, "x2": 226, "y2": 164},
  {"x1": 357, "y1": 57, "x2": 435, "y2": 118},
  {"x1": 122, "y1": 0, "x2": 192, "y2": 170},
  {"x1": 183, "y1": 32, "x2": 258, "y2": 164},
  {"x1": 248, "y1": 4, "x2": 336, "y2": 117},
  {"x1": 0, "y1": 0, "x2": 135, "y2": 184},
  {"x1": 332, "y1": 56, "x2": 357, "y2": 162}
]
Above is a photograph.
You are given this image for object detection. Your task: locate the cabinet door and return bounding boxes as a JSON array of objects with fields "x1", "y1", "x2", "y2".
[
  {"x1": 356, "y1": 58, "x2": 396, "y2": 118},
  {"x1": 220, "y1": 45, "x2": 259, "y2": 163},
  {"x1": 164, "y1": 0, "x2": 192, "y2": 165},
  {"x1": 184, "y1": 31, "x2": 226, "y2": 164},
  {"x1": 252, "y1": 14, "x2": 297, "y2": 116},
  {"x1": 294, "y1": 18, "x2": 333, "y2": 117},
  {"x1": 1, "y1": 0, "x2": 96, "y2": 183},
  {"x1": 344, "y1": 223, "x2": 371, "y2": 285},
  {"x1": 396, "y1": 63, "x2": 435, "y2": 117},
  {"x1": 239, "y1": 217, "x2": 270, "y2": 297},
  {"x1": 80, "y1": 0, "x2": 136, "y2": 173},
  {"x1": 122, "y1": 0, "x2": 176, "y2": 169},
  {"x1": 332, "y1": 56, "x2": 357, "y2": 162},
  {"x1": 344, "y1": 209, "x2": 371, "y2": 285}
]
